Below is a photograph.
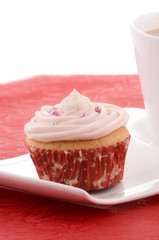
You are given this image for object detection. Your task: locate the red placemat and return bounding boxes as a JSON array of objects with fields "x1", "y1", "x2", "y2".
[{"x1": 1, "y1": 75, "x2": 159, "y2": 240}]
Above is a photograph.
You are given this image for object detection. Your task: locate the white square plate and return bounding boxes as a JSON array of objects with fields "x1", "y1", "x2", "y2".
[{"x1": 0, "y1": 108, "x2": 159, "y2": 208}]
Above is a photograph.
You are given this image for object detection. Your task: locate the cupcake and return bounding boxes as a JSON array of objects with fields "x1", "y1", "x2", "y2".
[{"x1": 24, "y1": 89, "x2": 130, "y2": 191}]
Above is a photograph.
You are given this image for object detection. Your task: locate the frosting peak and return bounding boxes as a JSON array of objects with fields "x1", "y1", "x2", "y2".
[
  {"x1": 24, "y1": 89, "x2": 129, "y2": 142},
  {"x1": 60, "y1": 89, "x2": 91, "y2": 115}
]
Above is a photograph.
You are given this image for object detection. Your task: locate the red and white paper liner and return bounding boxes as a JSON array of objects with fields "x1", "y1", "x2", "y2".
[{"x1": 26, "y1": 136, "x2": 130, "y2": 191}]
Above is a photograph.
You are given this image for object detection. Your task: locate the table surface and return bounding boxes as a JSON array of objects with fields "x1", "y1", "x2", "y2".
[{"x1": 0, "y1": 75, "x2": 159, "y2": 240}]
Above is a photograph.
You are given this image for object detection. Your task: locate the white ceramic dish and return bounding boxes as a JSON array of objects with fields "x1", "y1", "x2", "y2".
[{"x1": 0, "y1": 108, "x2": 159, "y2": 208}]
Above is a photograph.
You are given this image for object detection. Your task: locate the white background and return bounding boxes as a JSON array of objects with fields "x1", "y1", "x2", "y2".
[{"x1": 0, "y1": 0, "x2": 159, "y2": 83}]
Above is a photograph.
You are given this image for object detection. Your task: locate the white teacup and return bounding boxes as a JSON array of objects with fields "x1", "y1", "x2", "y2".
[{"x1": 130, "y1": 12, "x2": 159, "y2": 144}]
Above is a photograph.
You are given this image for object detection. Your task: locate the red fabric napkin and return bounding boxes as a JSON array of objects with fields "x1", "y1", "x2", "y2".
[
  {"x1": 0, "y1": 75, "x2": 144, "y2": 160},
  {"x1": 1, "y1": 76, "x2": 159, "y2": 240}
]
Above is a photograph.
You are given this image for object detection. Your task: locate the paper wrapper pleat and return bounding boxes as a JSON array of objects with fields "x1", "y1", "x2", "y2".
[{"x1": 26, "y1": 136, "x2": 130, "y2": 191}]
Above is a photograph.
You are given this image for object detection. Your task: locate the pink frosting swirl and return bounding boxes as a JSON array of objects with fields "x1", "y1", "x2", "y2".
[{"x1": 24, "y1": 89, "x2": 129, "y2": 142}]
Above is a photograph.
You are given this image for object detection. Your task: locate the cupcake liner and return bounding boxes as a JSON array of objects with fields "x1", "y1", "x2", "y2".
[{"x1": 26, "y1": 136, "x2": 130, "y2": 191}]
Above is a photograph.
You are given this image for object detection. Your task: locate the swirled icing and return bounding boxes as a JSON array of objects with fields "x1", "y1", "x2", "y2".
[{"x1": 24, "y1": 89, "x2": 129, "y2": 142}]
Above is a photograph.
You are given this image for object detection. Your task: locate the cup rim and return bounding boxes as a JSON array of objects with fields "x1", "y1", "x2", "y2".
[{"x1": 130, "y1": 12, "x2": 159, "y2": 40}]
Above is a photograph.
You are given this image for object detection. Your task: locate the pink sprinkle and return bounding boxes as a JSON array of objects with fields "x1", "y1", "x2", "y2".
[
  {"x1": 50, "y1": 110, "x2": 59, "y2": 116},
  {"x1": 81, "y1": 113, "x2": 87, "y2": 118},
  {"x1": 95, "y1": 105, "x2": 101, "y2": 113}
]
